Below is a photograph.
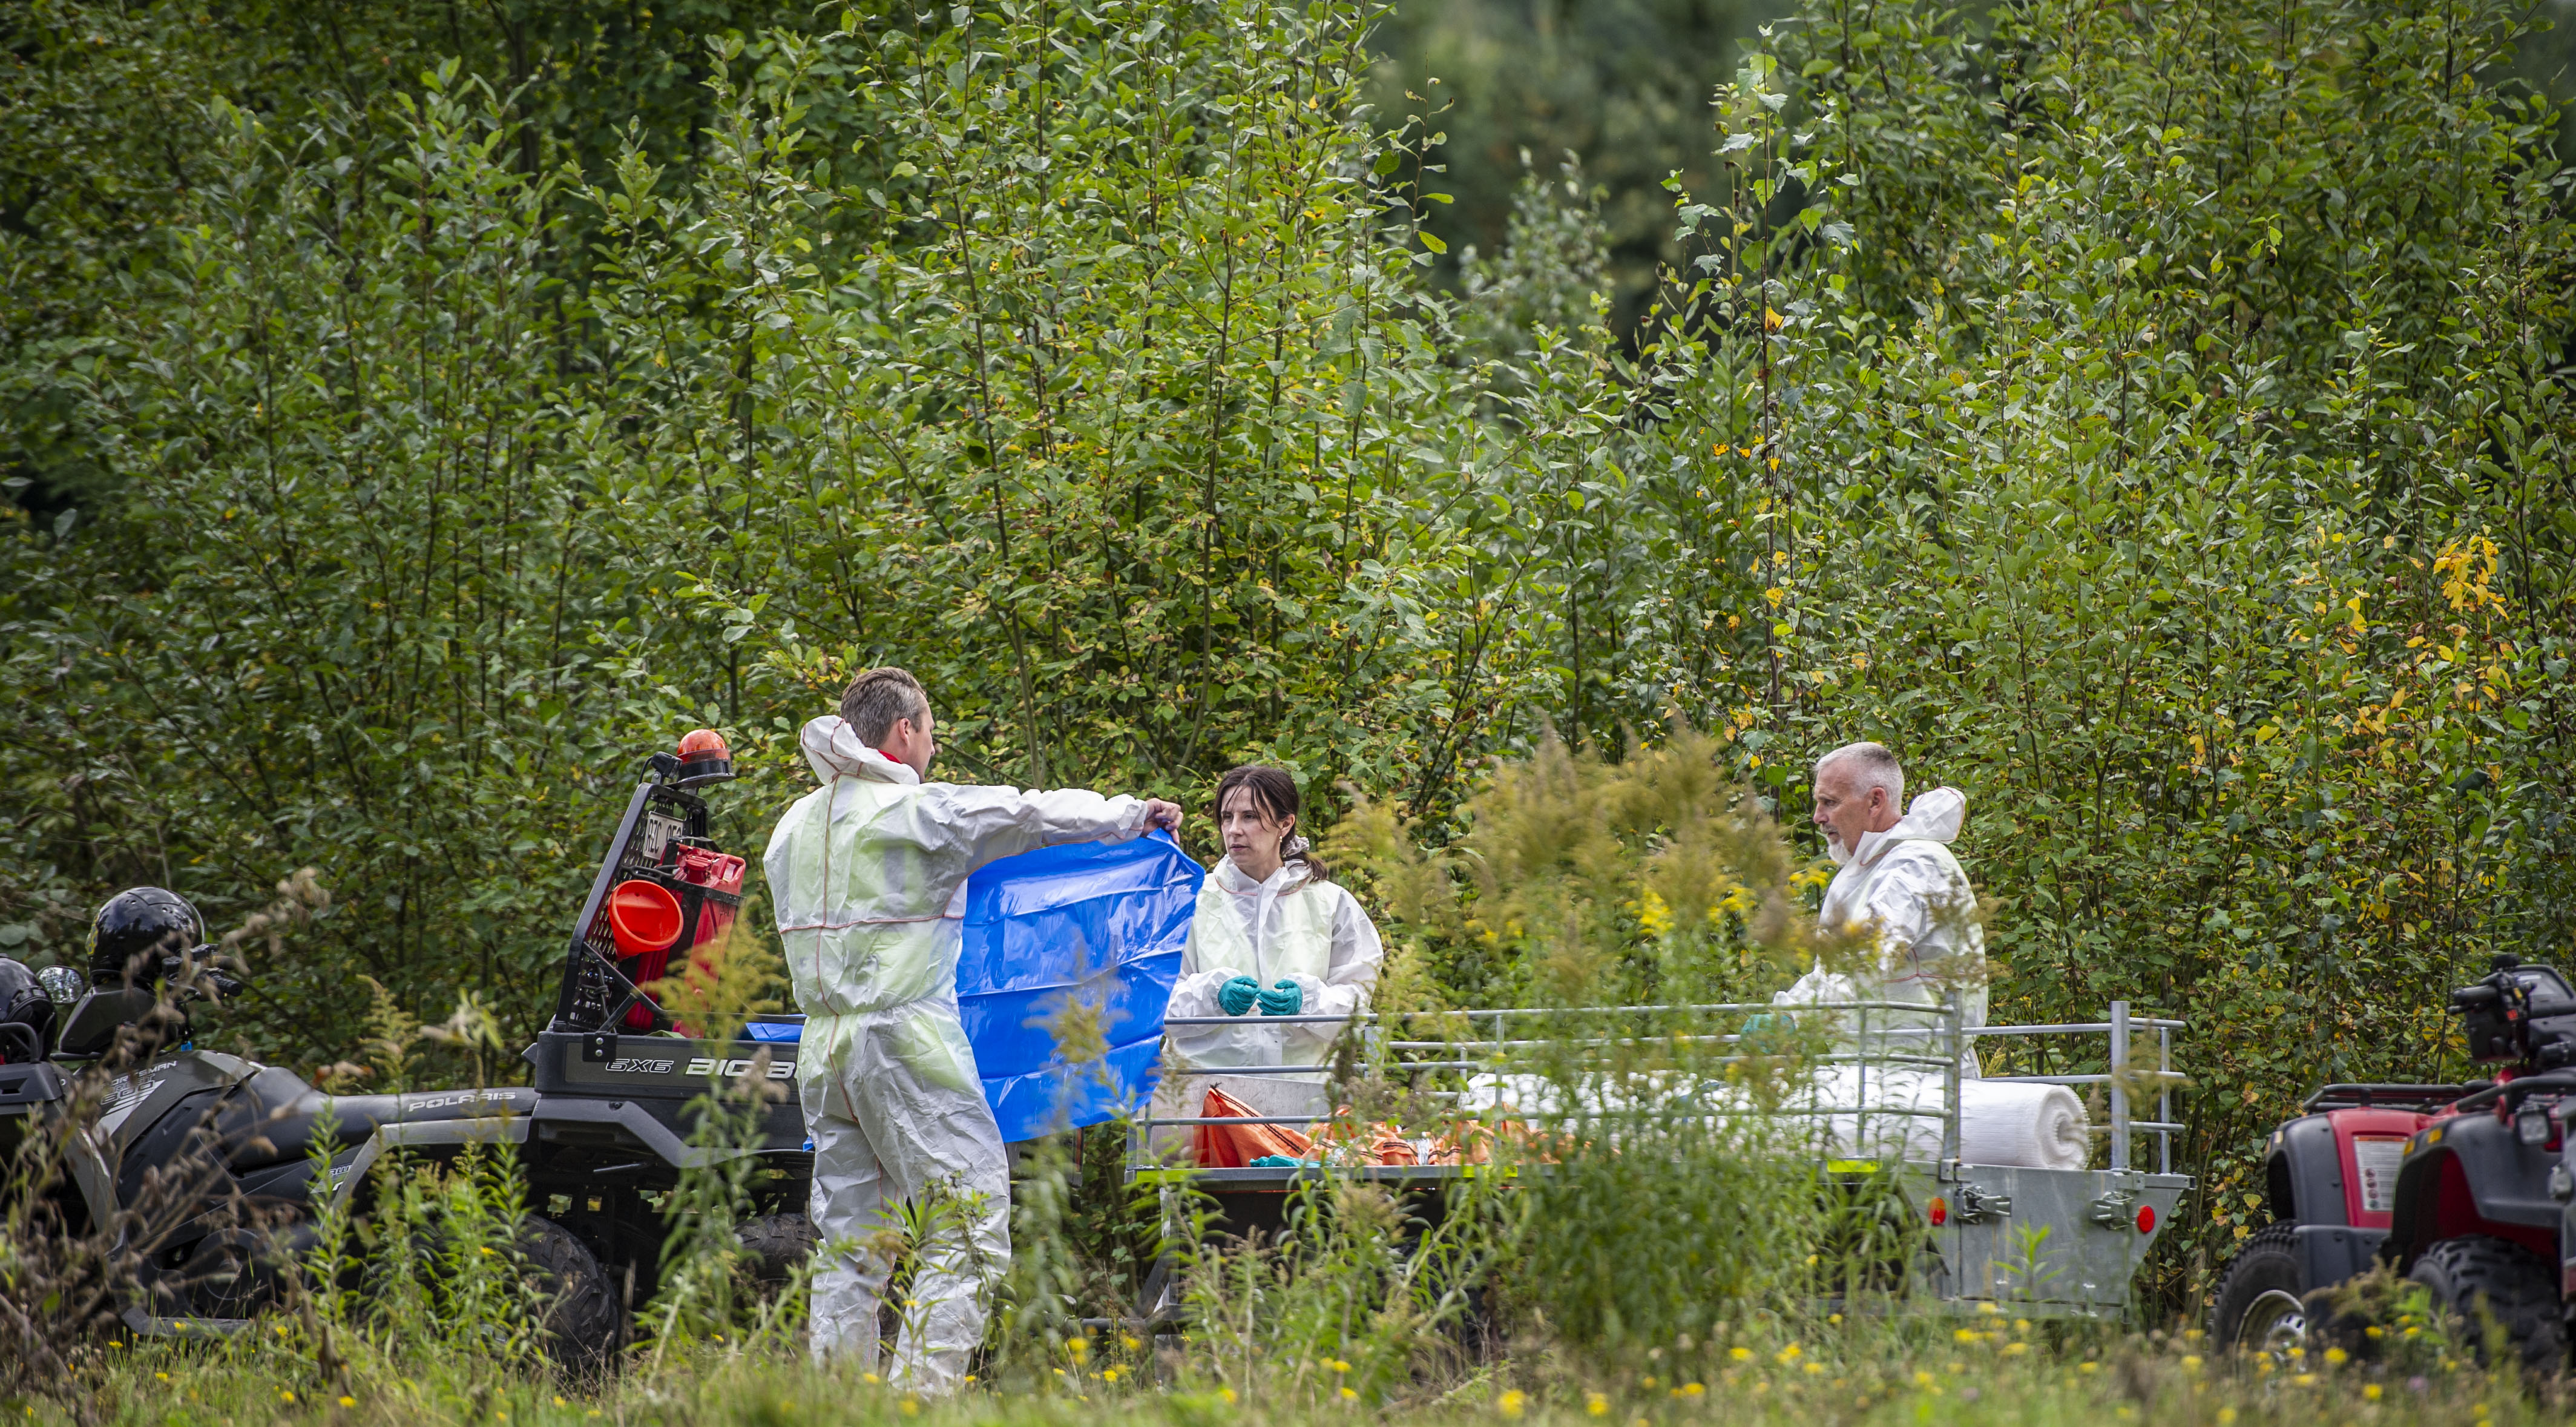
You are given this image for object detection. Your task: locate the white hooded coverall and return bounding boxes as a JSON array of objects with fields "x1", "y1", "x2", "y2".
[
  {"x1": 1777, "y1": 786, "x2": 1988, "y2": 1070},
  {"x1": 1165, "y1": 855, "x2": 1384, "y2": 1075},
  {"x1": 1151, "y1": 857, "x2": 1383, "y2": 1142},
  {"x1": 764, "y1": 716, "x2": 1152, "y2": 1387}
]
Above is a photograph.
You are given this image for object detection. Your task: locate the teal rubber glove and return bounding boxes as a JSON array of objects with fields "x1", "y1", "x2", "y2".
[
  {"x1": 1217, "y1": 975, "x2": 1262, "y2": 1017},
  {"x1": 1738, "y1": 1010, "x2": 1796, "y2": 1052},
  {"x1": 1249, "y1": 1154, "x2": 1312, "y2": 1168},
  {"x1": 1257, "y1": 979, "x2": 1306, "y2": 1016}
]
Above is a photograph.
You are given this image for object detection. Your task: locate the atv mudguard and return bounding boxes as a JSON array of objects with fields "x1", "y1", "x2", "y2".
[
  {"x1": 521, "y1": 1028, "x2": 810, "y2": 1176},
  {"x1": 2384, "y1": 1111, "x2": 2561, "y2": 1270},
  {"x1": 2264, "y1": 1112, "x2": 2390, "y2": 1287},
  {"x1": 0, "y1": 1060, "x2": 109, "y2": 1233},
  {"x1": 5, "y1": 1050, "x2": 539, "y2": 1340}
]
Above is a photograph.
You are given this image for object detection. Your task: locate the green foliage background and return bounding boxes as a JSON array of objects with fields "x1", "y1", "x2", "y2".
[{"x1": 9, "y1": 0, "x2": 2576, "y2": 1291}]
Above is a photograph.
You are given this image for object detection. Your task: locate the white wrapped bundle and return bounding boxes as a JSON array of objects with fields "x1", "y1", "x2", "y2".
[
  {"x1": 1459, "y1": 1066, "x2": 2089, "y2": 1171},
  {"x1": 1798, "y1": 1067, "x2": 2089, "y2": 1170},
  {"x1": 1959, "y1": 1079, "x2": 2091, "y2": 1170}
]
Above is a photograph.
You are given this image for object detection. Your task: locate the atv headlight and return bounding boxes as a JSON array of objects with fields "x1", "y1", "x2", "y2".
[{"x1": 2516, "y1": 1102, "x2": 2555, "y2": 1147}]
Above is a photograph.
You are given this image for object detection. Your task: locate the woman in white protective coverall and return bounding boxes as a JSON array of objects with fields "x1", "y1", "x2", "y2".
[
  {"x1": 764, "y1": 667, "x2": 1181, "y2": 1389},
  {"x1": 1154, "y1": 766, "x2": 1384, "y2": 1152},
  {"x1": 1775, "y1": 741, "x2": 1987, "y2": 1073}
]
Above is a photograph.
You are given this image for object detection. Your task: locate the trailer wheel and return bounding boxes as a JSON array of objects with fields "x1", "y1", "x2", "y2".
[
  {"x1": 2408, "y1": 1236, "x2": 2567, "y2": 1376},
  {"x1": 522, "y1": 1215, "x2": 629, "y2": 1379},
  {"x1": 2210, "y1": 1222, "x2": 2309, "y2": 1354}
]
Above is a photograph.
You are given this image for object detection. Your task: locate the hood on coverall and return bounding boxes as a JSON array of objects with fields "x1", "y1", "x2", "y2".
[{"x1": 1825, "y1": 784, "x2": 1967, "y2": 868}]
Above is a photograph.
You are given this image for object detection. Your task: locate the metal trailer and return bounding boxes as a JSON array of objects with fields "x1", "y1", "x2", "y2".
[{"x1": 1128, "y1": 998, "x2": 2189, "y2": 1320}]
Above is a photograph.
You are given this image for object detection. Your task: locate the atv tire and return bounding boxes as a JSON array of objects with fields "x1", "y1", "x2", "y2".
[
  {"x1": 522, "y1": 1214, "x2": 628, "y2": 1379},
  {"x1": 2211, "y1": 1222, "x2": 2310, "y2": 1354},
  {"x1": 2408, "y1": 1235, "x2": 2567, "y2": 1376},
  {"x1": 734, "y1": 1211, "x2": 818, "y2": 1288}
]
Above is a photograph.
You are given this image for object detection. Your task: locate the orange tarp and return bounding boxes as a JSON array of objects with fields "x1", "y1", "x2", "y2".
[
  {"x1": 1191, "y1": 1087, "x2": 1531, "y2": 1168},
  {"x1": 1313, "y1": 1113, "x2": 1426, "y2": 1166},
  {"x1": 1192, "y1": 1086, "x2": 1316, "y2": 1168}
]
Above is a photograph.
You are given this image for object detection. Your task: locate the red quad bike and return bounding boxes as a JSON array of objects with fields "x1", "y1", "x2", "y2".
[{"x1": 2211, "y1": 954, "x2": 2576, "y2": 1371}]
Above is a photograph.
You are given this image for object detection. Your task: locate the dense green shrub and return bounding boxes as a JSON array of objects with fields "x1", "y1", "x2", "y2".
[
  {"x1": 7, "y1": 0, "x2": 2576, "y2": 1312},
  {"x1": 1473, "y1": 0, "x2": 2576, "y2": 1271},
  {"x1": 0, "y1": 0, "x2": 1548, "y2": 1060}
]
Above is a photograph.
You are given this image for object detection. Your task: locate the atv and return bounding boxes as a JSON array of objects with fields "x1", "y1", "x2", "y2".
[
  {"x1": 2211, "y1": 954, "x2": 2576, "y2": 1372},
  {"x1": 0, "y1": 957, "x2": 624, "y2": 1369},
  {"x1": 0, "y1": 729, "x2": 814, "y2": 1363}
]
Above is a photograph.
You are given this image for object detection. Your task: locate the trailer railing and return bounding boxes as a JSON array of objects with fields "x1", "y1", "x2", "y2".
[{"x1": 1128, "y1": 998, "x2": 2184, "y2": 1177}]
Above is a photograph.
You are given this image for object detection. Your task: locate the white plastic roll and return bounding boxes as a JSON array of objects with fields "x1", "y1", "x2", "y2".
[
  {"x1": 1459, "y1": 1065, "x2": 2091, "y2": 1170},
  {"x1": 1805, "y1": 1067, "x2": 2092, "y2": 1170},
  {"x1": 1957, "y1": 1079, "x2": 2089, "y2": 1170}
]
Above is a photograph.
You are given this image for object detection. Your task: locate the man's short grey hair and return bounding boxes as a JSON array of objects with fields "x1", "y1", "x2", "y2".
[
  {"x1": 840, "y1": 666, "x2": 930, "y2": 745},
  {"x1": 1816, "y1": 741, "x2": 1905, "y2": 808}
]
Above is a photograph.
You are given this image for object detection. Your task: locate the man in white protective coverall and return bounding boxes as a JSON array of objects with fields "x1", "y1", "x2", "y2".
[
  {"x1": 1777, "y1": 741, "x2": 1987, "y2": 1072},
  {"x1": 765, "y1": 667, "x2": 1181, "y2": 1388}
]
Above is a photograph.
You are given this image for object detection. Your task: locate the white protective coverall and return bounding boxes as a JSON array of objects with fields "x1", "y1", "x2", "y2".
[
  {"x1": 765, "y1": 716, "x2": 1153, "y2": 1388},
  {"x1": 1775, "y1": 786, "x2": 1988, "y2": 1072},
  {"x1": 1152, "y1": 856, "x2": 1384, "y2": 1139}
]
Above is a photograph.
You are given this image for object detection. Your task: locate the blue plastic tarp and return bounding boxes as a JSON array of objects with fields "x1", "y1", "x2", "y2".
[
  {"x1": 724, "y1": 832, "x2": 1200, "y2": 1141},
  {"x1": 957, "y1": 831, "x2": 1201, "y2": 1141}
]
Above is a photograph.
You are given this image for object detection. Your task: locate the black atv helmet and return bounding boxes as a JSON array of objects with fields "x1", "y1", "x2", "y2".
[
  {"x1": 90, "y1": 886, "x2": 205, "y2": 990},
  {"x1": 0, "y1": 959, "x2": 51, "y2": 1063}
]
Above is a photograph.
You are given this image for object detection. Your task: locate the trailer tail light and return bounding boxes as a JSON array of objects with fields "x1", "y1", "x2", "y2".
[
  {"x1": 1927, "y1": 1196, "x2": 1948, "y2": 1227},
  {"x1": 2134, "y1": 1204, "x2": 2156, "y2": 1234}
]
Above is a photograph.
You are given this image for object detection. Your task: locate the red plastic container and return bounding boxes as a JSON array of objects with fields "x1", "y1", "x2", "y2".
[
  {"x1": 673, "y1": 847, "x2": 746, "y2": 949},
  {"x1": 606, "y1": 880, "x2": 683, "y2": 955}
]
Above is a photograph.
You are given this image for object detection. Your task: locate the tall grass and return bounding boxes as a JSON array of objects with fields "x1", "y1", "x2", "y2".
[
  {"x1": 9, "y1": 735, "x2": 2572, "y2": 1422},
  {"x1": 41, "y1": 1304, "x2": 2563, "y2": 1425}
]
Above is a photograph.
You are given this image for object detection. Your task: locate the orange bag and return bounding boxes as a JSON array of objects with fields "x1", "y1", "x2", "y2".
[
  {"x1": 1370, "y1": 1130, "x2": 1420, "y2": 1166},
  {"x1": 1192, "y1": 1086, "x2": 1316, "y2": 1168},
  {"x1": 1312, "y1": 1110, "x2": 1424, "y2": 1166}
]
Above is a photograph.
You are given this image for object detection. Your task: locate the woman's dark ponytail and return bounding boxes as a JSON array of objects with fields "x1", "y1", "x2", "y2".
[{"x1": 1214, "y1": 765, "x2": 1330, "y2": 882}]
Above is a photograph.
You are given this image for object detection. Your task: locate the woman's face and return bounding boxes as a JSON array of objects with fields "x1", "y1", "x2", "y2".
[{"x1": 1219, "y1": 786, "x2": 1295, "y2": 877}]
